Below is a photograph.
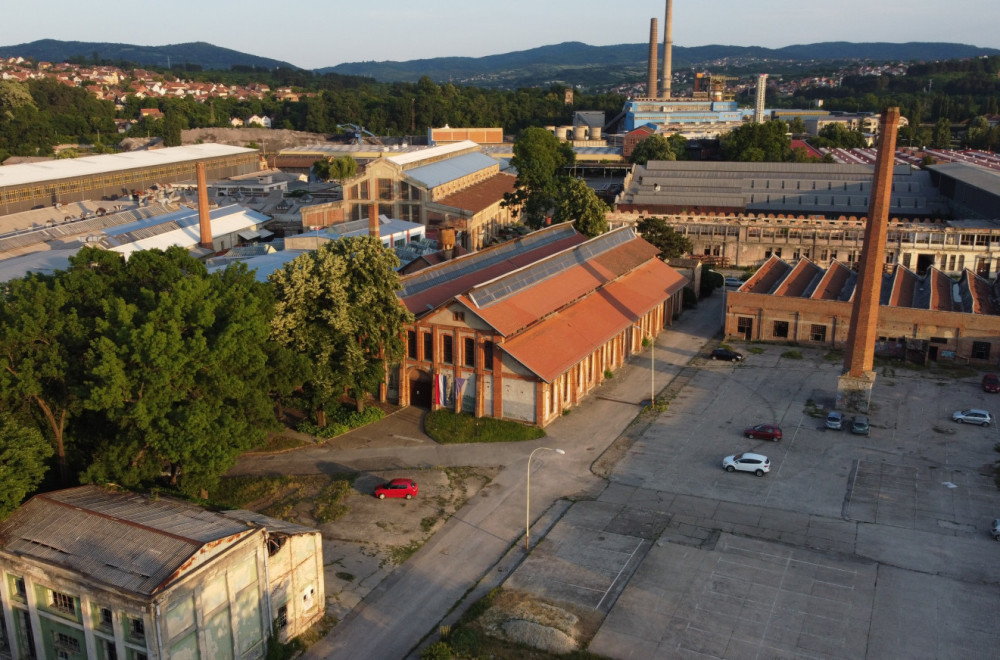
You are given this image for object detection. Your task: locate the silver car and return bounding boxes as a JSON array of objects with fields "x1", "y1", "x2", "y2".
[
  {"x1": 952, "y1": 409, "x2": 992, "y2": 426},
  {"x1": 826, "y1": 411, "x2": 844, "y2": 430}
]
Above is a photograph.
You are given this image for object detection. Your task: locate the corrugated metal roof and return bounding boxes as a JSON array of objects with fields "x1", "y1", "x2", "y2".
[
  {"x1": 105, "y1": 205, "x2": 268, "y2": 258},
  {"x1": 387, "y1": 141, "x2": 478, "y2": 166},
  {"x1": 404, "y1": 152, "x2": 499, "y2": 189},
  {"x1": 0, "y1": 144, "x2": 255, "y2": 188},
  {"x1": 0, "y1": 486, "x2": 253, "y2": 596},
  {"x1": 929, "y1": 162, "x2": 1000, "y2": 196}
]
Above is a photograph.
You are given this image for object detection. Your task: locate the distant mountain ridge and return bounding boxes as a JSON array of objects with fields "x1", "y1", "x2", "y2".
[
  {"x1": 321, "y1": 40, "x2": 1000, "y2": 87},
  {"x1": 0, "y1": 39, "x2": 297, "y2": 71}
]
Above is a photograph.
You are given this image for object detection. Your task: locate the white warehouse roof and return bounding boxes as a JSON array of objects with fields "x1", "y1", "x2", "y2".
[{"x1": 0, "y1": 144, "x2": 257, "y2": 188}]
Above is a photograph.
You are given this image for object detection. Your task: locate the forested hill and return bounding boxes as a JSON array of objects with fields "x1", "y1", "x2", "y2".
[
  {"x1": 322, "y1": 41, "x2": 1000, "y2": 86},
  {"x1": 0, "y1": 39, "x2": 297, "y2": 71}
]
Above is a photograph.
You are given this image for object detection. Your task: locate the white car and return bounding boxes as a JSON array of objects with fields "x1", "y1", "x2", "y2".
[
  {"x1": 724, "y1": 277, "x2": 744, "y2": 288},
  {"x1": 722, "y1": 452, "x2": 770, "y2": 477},
  {"x1": 952, "y1": 409, "x2": 992, "y2": 426}
]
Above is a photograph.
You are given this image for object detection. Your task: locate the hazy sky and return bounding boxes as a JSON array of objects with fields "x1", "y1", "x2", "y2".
[{"x1": 3, "y1": 0, "x2": 997, "y2": 70}]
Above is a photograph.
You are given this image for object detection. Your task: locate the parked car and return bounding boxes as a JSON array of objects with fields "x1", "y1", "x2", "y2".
[
  {"x1": 374, "y1": 478, "x2": 418, "y2": 500},
  {"x1": 826, "y1": 411, "x2": 844, "y2": 430},
  {"x1": 724, "y1": 277, "x2": 744, "y2": 288},
  {"x1": 991, "y1": 519, "x2": 1000, "y2": 541},
  {"x1": 983, "y1": 374, "x2": 1000, "y2": 393},
  {"x1": 952, "y1": 409, "x2": 992, "y2": 426},
  {"x1": 850, "y1": 415, "x2": 870, "y2": 436},
  {"x1": 743, "y1": 423, "x2": 782, "y2": 441},
  {"x1": 722, "y1": 452, "x2": 770, "y2": 477},
  {"x1": 711, "y1": 348, "x2": 743, "y2": 362}
]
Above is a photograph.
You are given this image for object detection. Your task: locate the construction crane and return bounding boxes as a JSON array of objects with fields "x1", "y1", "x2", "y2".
[{"x1": 336, "y1": 124, "x2": 382, "y2": 146}]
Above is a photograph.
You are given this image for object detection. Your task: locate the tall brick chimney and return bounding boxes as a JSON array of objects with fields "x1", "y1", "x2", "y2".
[
  {"x1": 368, "y1": 204, "x2": 379, "y2": 239},
  {"x1": 647, "y1": 18, "x2": 659, "y2": 98},
  {"x1": 196, "y1": 162, "x2": 213, "y2": 249},
  {"x1": 837, "y1": 107, "x2": 901, "y2": 411}
]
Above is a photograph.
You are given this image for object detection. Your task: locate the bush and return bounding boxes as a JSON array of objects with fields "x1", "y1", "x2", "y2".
[
  {"x1": 420, "y1": 641, "x2": 453, "y2": 660},
  {"x1": 604, "y1": 369, "x2": 614, "y2": 379},
  {"x1": 448, "y1": 627, "x2": 481, "y2": 656},
  {"x1": 297, "y1": 404, "x2": 385, "y2": 438},
  {"x1": 424, "y1": 410, "x2": 545, "y2": 444}
]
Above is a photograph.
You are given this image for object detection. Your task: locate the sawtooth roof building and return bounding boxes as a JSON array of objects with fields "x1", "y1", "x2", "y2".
[{"x1": 726, "y1": 256, "x2": 1000, "y2": 366}]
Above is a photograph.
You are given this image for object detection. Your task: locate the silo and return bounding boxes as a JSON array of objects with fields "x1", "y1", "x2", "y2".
[
  {"x1": 590, "y1": 126, "x2": 603, "y2": 140},
  {"x1": 555, "y1": 126, "x2": 569, "y2": 140},
  {"x1": 573, "y1": 125, "x2": 587, "y2": 141}
]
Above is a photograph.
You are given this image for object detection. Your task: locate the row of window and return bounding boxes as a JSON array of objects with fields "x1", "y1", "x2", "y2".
[{"x1": 407, "y1": 330, "x2": 493, "y2": 369}]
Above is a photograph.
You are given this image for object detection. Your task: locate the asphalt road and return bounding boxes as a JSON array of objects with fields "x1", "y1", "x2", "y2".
[{"x1": 293, "y1": 295, "x2": 726, "y2": 659}]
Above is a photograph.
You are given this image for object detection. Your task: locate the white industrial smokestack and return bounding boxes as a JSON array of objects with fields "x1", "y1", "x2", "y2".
[{"x1": 662, "y1": 0, "x2": 673, "y2": 99}]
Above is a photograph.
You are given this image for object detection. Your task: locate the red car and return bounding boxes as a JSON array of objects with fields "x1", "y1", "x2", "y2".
[
  {"x1": 983, "y1": 374, "x2": 1000, "y2": 393},
  {"x1": 744, "y1": 424, "x2": 782, "y2": 441},
  {"x1": 374, "y1": 478, "x2": 418, "y2": 500}
]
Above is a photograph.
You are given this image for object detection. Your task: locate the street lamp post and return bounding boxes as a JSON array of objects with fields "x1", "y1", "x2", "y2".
[
  {"x1": 526, "y1": 447, "x2": 565, "y2": 550},
  {"x1": 634, "y1": 324, "x2": 654, "y2": 407}
]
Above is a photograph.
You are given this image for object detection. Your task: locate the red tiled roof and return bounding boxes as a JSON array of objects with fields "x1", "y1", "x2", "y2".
[
  {"x1": 436, "y1": 173, "x2": 516, "y2": 214},
  {"x1": 791, "y1": 140, "x2": 825, "y2": 160},
  {"x1": 501, "y1": 259, "x2": 688, "y2": 382},
  {"x1": 460, "y1": 238, "x2": 662, "y2": 337}
]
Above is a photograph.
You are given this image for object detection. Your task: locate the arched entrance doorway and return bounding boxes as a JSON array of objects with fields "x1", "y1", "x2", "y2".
[{"x1": 408, "y1": 369, "x2": 433, "y2": 409}]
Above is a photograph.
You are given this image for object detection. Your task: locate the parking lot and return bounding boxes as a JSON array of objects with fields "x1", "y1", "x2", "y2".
[{"x1": 505, "y1": 346, "x2": 1000, "y2": 658}]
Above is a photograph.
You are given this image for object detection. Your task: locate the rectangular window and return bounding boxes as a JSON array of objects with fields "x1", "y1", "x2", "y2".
[
  {"x1": 810, "y1": 324, "x2": 827, "y2": 342},
  {"x1": 930, "y1": 337, "x2": 948, "y2": 344},
  {"x1": 378, "y1": 178, "x2": 392, "y2": 201},
  {"x1": 12, "y1": 577, "x2": 26, "y2": 599},
  {"x1": 55, "y1": 632, "x2": 80, "y2": 653},
  {"x1": 972, "y1": 341, "x2": 991, "y2": 360},
  {"x1": 51, "y1": 591, "x2": 75, "y2": 615},
  {"x1": 105, "y1": 641, "x2": 118, "y2": 660},
  {"x1": 407, "y1": 331, "x2": 417, "y2": 360},
  {"x1": 276, "y1": 605, "x2": 288, "y2": 630},
  {"x1": 482, "y1": 342, "x2": 494, "y2": 371},
  {"x1": 442, "y1": 335, "x2": 453, "y2": 364},
  {"x1": 423, "y1": 333, "x2": 434, "y2": 362},
  {"x1": 100, "y1": 607, "x2": 113, "y2": 629},
  {"x1": 463, "y1": 338, "x2": 476, "y2": 368},
  {"x1": 452, "y1": 312, "x2": 465, "y2": 323},
  {"x1": 130, "y1": 617, "x2": 145, "y2": 639},
  {"x1": 773, "y1": 320, "x2": 789, "y2": 338}
]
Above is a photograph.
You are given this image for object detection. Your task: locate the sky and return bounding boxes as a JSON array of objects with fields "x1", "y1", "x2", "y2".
[{"x1": 2, "y1": 0, "x2": 998, "y2": 70}]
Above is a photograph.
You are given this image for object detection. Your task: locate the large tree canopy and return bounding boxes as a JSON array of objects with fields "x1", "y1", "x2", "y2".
[
  {"x1": 636, "y1": 217, "x2": 694, "y2": 260},
  {"x1": 720, "y1": 120, "x2": 792, "y2": 162},
  {"x1": 503, "y1": 127, "x2": 576, "y2": 229},
  {"x1": 270, "y1": 236, "x2": 412, "y2": 422},
  {"x1": 553, "y1": 178, "x2": 609, "y2": 238},
  {"x1": 0, "y1": 414, "x2": 53, "y2": 520}
]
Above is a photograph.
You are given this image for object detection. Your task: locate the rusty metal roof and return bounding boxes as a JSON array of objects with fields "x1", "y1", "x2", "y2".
[{"x1": 0, "y1": 486, "x2": 254, "y2": 596}]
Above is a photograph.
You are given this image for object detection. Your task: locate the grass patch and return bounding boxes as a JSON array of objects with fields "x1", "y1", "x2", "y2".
[
  {"x1": 425, "y1": 410, "x2": 545, "y2": 444},
  {"x1": 421, "y1": 516, "x2": 437, "y2": 532},
  {"x1": 823, "y1": 350, "x2": 842, "y2": 362},
  {"x1": 260, "y1": 433, "x2": 311, "y2": 452},
  {"x1": 387, "y1": 539, "x2": 424, "y2": 566},
  {"x1": 748, "y1": 347, "x2": 765, "y2": 354},
  {"x1": 335, "y1": 571, "x2": 355, "y2": 582},
  {"x1": 781, "y1": 350, "x2": 804, "y2": 359},
  {"x1": 312, "y1": 478, "x2": 355, "y2": 523}
]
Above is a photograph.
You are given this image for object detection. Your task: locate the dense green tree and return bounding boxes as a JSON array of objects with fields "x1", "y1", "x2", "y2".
[
  {"x1": 636, "y1": 217, "x2": 694, "y2": 259},
  {"x1": 965, "y1": 116, "x2": 1000, "y2": 151},
  {"x1": 328, "y1": 155, "x2": 359, "y2": 183},
  {"x1": 720, "y1": 120, "x2": 791, "y2": 162},
  {"x1": 931, "y1": 118, "x2": 953, "y2": 148},
  {"x1": 787, "y1": 117, "x2": 807, "y2": 135},
  {"x1": 553, "y1": 178, "x2": 609, "y2": 238},
  {"x1": 270, "y1": 237, "x2": 412, "y2": 421},
  {"x1": 0, "y1": 414, "x2": 53, "y2": 519},
  {"x1": 0, "y1": 81, "x2": 37, "y2": 119},
  {"x1": 629, "y1": 134, "x2": 676, "y2": 165},
  {"x1": 73, "y1": 247, "x2": 276, "y2": 495},
  {"x1": 0, "y1": 274, "x2": 87, "y2": 482},
  {"x1": 809, "y1": 122, "x2": 867, "y2": 148},
  {"x1": 503, "y1": 127, "x2": 576, "y2": 229}
]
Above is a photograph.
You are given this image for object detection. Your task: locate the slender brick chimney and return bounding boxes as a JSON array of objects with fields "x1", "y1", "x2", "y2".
[
  {"x1": 837, "y1": 107, "x2": 901, "y2": 411},
  {"x1": 368, "y1": 204, "x2": 379, "y2": 239},
  {"x1": 662, "y1": 0, "x2": 673, "y2": 99},
  {"x1": 647, "y1": 18, "x2": 659, "y2": 98},
  {"x1": 196, "y1": 162, "x2": 212, "y2": 249}
]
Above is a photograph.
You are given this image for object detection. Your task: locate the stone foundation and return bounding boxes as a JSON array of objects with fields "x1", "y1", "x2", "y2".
[{"x1": 837, "y1": 371, "x2": 876, "y2": 412}]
